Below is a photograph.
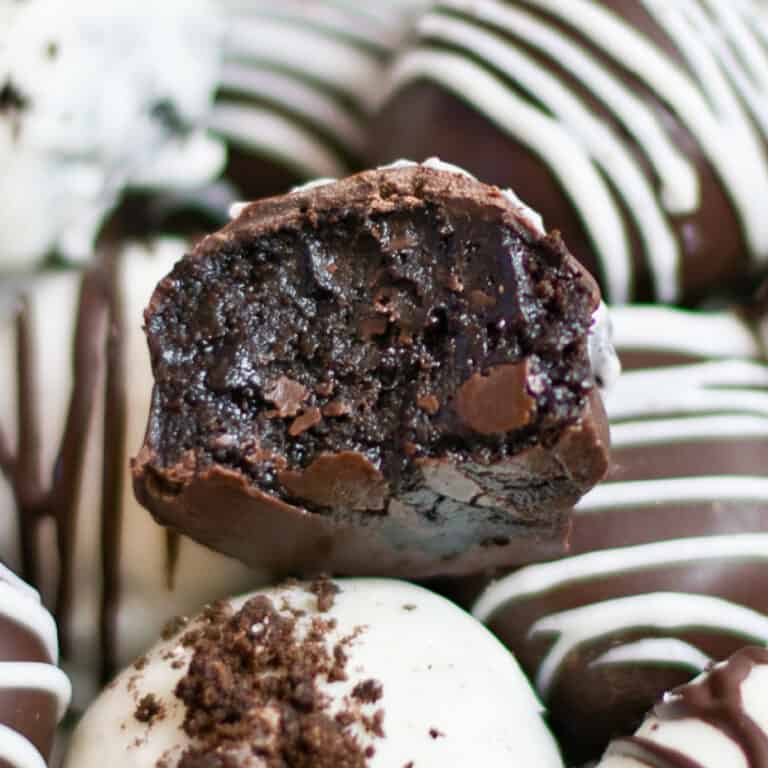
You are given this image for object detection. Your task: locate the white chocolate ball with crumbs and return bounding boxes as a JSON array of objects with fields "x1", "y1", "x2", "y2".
[{"x1": 65, "y1": 579, "x2": 563, "y2": 767}]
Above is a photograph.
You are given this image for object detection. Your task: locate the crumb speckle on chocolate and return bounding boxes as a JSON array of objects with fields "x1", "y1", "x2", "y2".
[{"x1": 0, "y1": 79, "x2": 28, "y2": 140}]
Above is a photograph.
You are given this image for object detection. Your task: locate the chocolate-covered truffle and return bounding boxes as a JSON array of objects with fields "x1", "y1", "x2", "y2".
[
  {"x1": 0, "y1": 241, "x2": 264, "y2": 706},
  {"x1": 598, "y1": 646, "x2": 768, "y2": 768},
  {"x1": 132, "y1": 161, "x2": 611, "y2": 578},
  {"x1": 372, "y1": 1, "x2": 768, "y2": 303},
  {"x1": 0, "y1": 561, "x2": 70, "y2": 768},
  {"x1": 65, "y1": 578, "x2": 563, "y2": 767},
  {"x1": 211, "y1": 0, "x2": 430, "y2": 199},
  {"x1": 472, "y1": 304, "x2": 768, "y2": 762}
]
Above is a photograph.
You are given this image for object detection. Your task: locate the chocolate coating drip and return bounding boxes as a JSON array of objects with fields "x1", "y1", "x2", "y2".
[
  {"x1": 99, "y1": 252, "x2": 126, "y2": 684},
  {"x1": 655, "y1": 648, "x2": 768, "y2": 768},
  {"x1": 0, "y1": 272, "x2": 109, "y2": 659},
  {"x1": 54, "y1": 270, "x2": 109, "y2": 661}
]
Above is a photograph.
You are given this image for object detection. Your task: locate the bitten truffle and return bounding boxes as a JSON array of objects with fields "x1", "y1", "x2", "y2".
[
  {"x1": 472, "y1": 304, "x2": 768, "y2": 762},
  {"x1": 132, "y1": 161, "x2": 611, "y2": 578},
  {"x1": 65, "y1": 579, "x2": 563, "y2": 768},
  {"x1": 372, "y1": 0, "x2": 768, "y2": 303},
  {"x1": 0, "y1": 561, "x2": 71, "y2": 767}
]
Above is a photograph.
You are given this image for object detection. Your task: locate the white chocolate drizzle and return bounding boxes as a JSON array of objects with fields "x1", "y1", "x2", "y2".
[
  {"x1": 590, "y1": 639, "x2": 712, "y2": 673},
  {"x1": 385, "y1": 0, "x2": 768, "y2": 302}
]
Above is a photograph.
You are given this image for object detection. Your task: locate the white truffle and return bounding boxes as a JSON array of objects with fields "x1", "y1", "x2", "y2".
[
  {"x1": 597, "y1": 647, "x2": 768, "y2": 768},
  {"x1": 0, "y1": 0, "x2": 224, "y2": 270},
  {"x1": 66, "y1": 579, "x2": 563, "y2": 768}
]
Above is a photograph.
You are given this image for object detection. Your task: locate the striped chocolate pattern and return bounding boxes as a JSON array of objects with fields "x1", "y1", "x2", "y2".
[
  {"x1": 212, "y1": 0, "x2": 429, "y2": 186},
  {"x1": 472, "y1": 304, "x2": 768, "y2": 760},
  {"x1": 380, "y1": 0, "x2": 768, "y2": 302},
  {"x1": 0, "y1": 562, "x2": 70, "y2": 768}
]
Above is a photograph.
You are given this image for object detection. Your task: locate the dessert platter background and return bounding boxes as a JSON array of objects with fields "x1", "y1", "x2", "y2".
[{"x1": 2, "y1": 1, "x2": 768, "y2": 767}]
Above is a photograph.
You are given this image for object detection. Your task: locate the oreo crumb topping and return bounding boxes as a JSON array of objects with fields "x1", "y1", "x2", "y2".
[
  {"x1": 169, "y1": 580, "x2": 383, "y2": 767},
  {"x1": 351, "y1": 681, "x2": 383, "y2": 705},
  {"x1": 0, "y1": 80, "x2": 27, "y2": 112},
  {"x1": 135, "y1": 694, "x2": 165, "y2": 725},
  {"x1": 0, "y1": 80, "x2": 28, "y2": 140}
]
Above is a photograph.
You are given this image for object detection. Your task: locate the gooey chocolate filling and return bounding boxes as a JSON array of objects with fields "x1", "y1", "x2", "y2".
[{"x1": 145, "y1": 199, "x2": 594, "y2": 514}]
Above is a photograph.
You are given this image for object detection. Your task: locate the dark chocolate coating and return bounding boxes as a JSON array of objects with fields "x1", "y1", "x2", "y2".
[
  {"x1": 372, "y1": 1, "x2": 768, "y2": 304},
  {"x1": 470, "y1": 305, "x2": 768, "y2": 762},
  {"x1": 132, "y1": 163, "x2": 610, "y2": 578}
]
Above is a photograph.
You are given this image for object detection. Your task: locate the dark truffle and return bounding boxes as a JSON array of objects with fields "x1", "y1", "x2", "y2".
[
  {"x1": 471, "y1": 304, "x2": 768, "y2": 763},
  {"x1": 372, "y1": 1, "x2": 768, "y2": 304},
  {"x1": 0, "y1": 562, "x2": 70, "y2": 767},
  {"x1": 132, "y1": 161, "x2": 610, "y2": 578}
]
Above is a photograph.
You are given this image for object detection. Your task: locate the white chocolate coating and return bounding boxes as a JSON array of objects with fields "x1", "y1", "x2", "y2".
[
  {"x1": 0, "y1": 562, "x2": 70, "y2": 768},
  {"x1": 66, "y1": 579, "x2": 563, "y2": 768},
  {"x1": 0, "y1": 0, "x2": 224, "y2": 270}
]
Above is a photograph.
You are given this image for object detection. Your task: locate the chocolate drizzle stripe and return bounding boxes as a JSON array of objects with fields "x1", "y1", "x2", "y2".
[
  {"x1": 51, "y1": 269, "x2": 109, "y2": 659},
  {"x1": 606, "y1": 736, "x2": 704, "y2": 768},
  {"x1": 12, "y1": 301, "x2": 42, "y2": 589},
  {"x1": 99, "y1": 254, "x2": 127, "y2": 683},
  {"x1": 165, "y1": 531, "x2": 180, "y2": 591}
]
